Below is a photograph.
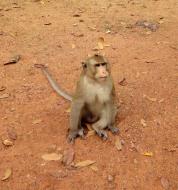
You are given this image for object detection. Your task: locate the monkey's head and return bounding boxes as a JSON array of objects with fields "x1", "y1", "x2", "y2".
[{"x1": 82, "y1": 54, "x2": 110, "y2": 82}]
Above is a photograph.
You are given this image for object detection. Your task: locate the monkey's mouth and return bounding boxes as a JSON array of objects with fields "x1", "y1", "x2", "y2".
[{"x1": 98, "y1": 76, "x2": 107, "y2": 81}]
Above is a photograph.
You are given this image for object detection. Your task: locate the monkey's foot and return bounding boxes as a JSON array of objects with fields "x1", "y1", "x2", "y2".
[
  {"x1": 67, "y1": 128, "x2": 85, "y2": 143},
  {"x1": 108, "y1": 125, "x2": 120, "y2": 134},
  {"x1": 96, "y1": 130, "x2": 108, "y2": 140}
]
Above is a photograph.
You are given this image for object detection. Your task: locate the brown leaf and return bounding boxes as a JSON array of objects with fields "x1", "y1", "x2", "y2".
[
  {"x1": 7, "y1": 128, "x2": 17, "y2": 140},
  {"x1": 136, "y1": 72, "x2": 140, "y2": 78},
  {"x1": 0, "y1": 86, "x2": 6, "y2": 91},
  {"x1": 62, "y1": 148, "x2": 75, "y2": 166},
  {"x1": 49, "y1": 170, "x2": 68, "y2": 179},
  {"x1": 2, "y1": 139, "x2": 13, "y2": 146},
  {"x1": 71, "y1": 33, "x2": 84, "y2": 37},
  {"x1": 87, "y1": 130, "x2": 95, "y2": 137},
  {"x1": 90, "y1": 165, "x2": 98, "y2": 172},
  {"x1": 88, "y1": 26, "x2": 96, "y2": 31},
  {"x1": 40, "y1": 0, "x2": 45, "y2": 4},
  {"x1": 115, "y1": 137, "x2": 122, "y2": 151},
  {"x1": 74, "y1": 160, "x2": 96, "y2": 168},
  {"x1": 86, "y1": 124, "x2": 93, "y2": 131},
  {"x1": 161, "y1": 177, "x2": 169, "y2": 190},
  {"x1": 163, "y1": 146, "x2": 177, "y2": 152},
  {"x1": 65, "y1": 108, "x2": 71, "y2": 113},
  {"x1": 1, "y1": 168, "x2": 12, "y2": 181},
  {"x1": 107, "y1": 174, "x2": 114, "y2": 182},
  {"x1": 140, "y1": 119, "x2": 147, "y2": 127},
  {"x1": 118, "y1": 78, "x2": 127, "y2": 86},
  {"x1": 92, "y1": 47, "x2": 99, "y2": 51},
  {"x1": 73, "y1": 13, "x2": 81, "y2": 17},
  {"x1": 32, "y1": 119, "x2": 42, "y2": 124},
  {"x1": 98, "y1": 37, "x2": 105, "y2": 50},
  {"x1": 143, "y1": 152, "x2": 153, "y2": 157},
  {"x1": 42, "y1": 153, "x2": 62, "y2": 161},
  {"x1": 71, "y1": 44, "x2": 76, "y2": 49},
  {"x1": 44, "y1": 22, "x2": 52, "y2": 25},
  {"x1": 105, "y1": 30, "x2": 111, "y2": 34},
  {"x1": 0, "y1": 93, "x2": 9, "y2": 99},
  {"x1": 143, "y1": 94, "x2": 157, "y2": 102},
  {"x1": 159, "y1": 98, "x2": 164, "y2": 103},
  {"x1": 130, "y1": 141, "x2": 138, "y2": 152},
  {"x1": 4, "y1": 55, "x2": 21, "y2": 65},
  {"x1": 135, "y1": 20, "x2": 159, "y2": 32}
]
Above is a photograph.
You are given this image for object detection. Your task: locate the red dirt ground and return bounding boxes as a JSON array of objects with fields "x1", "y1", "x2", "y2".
[{"x1": 0, "y1": 0, "x2": 178, "y2": 189}]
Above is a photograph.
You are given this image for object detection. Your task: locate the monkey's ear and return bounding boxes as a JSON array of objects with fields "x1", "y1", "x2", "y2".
[{"x1": 81, "y1": 62, "x2": 87, "y2": 69}]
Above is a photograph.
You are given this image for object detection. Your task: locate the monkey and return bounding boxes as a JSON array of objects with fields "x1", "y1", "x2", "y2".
[{"x1": 35, "y1": 54, "x2": 119, "y2": 143}]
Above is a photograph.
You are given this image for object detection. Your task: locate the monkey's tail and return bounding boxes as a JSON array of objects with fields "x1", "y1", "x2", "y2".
[{"x1": 34, "y1": 64, "x2": 72, "y2": 101}]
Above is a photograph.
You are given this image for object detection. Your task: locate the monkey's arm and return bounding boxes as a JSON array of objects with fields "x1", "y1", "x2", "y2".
[{"x1": 34, "y1": 64, "x2": 72, "y2": 101}]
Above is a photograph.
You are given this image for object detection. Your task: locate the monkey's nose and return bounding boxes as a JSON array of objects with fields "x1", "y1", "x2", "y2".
[{"x1": 102, "y1": 71, "x2": 108, "y2": 77}]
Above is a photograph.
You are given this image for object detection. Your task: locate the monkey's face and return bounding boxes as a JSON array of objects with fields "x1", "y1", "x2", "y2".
[
  {"x1": 82, "y1": 54, "x2": 110, "y2": 82},
  {"x1": 94, "y1": 62, "x2": 109, "y2": 82}
]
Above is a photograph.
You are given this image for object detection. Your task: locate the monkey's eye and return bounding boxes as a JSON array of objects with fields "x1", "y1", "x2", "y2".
[
  {"x1": 95, "y1": 63, "x2": 100, "y2": 67},
  {"x1": 101, "y1": 62, "x2": 106, "y2": 66},
  {"x1": 82, "y1": 62, "x2": 87, "y2": 68}
]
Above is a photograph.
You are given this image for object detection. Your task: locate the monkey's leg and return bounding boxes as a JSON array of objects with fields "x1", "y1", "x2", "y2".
[
  {"x1": 68, "y1": 100, "x2": 85, "y2": 143},
  {"x1": 108, "y1": 105, "x2": 119, "y2": 134}
]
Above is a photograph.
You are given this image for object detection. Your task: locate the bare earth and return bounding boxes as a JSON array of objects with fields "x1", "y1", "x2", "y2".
[{"x1": 0, "y1": 0, "x2": 178, "y2": 189}]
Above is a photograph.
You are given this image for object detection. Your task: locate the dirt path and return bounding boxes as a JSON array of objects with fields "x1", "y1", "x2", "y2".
[{"x1": 0, "y1": 0, "x2": 178, "y2": 189}]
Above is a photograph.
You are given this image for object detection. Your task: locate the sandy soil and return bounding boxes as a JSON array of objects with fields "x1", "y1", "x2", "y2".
[{"x1": 0, "y1": 0, "x2": 178, "y2": 189}]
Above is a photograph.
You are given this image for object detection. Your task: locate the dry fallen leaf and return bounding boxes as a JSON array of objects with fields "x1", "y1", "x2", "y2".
[
  {"x1": 163, "y1": 146, "x2": 177, "y2": 152},
  {"x1": 143, "y1": 152, "x2": 153, "y2": 157},
  {"x1": 62, "y1": 148, "x2": 75, "y2": 166},
  {"x1": 115, "y1": 137, "x2": 122, "y2": 151},
  {"x1": 87, "y1": 130, "x2": 95, "y2": 137},
  {"x1": 118, "y1": 78, "x2": 127, "y2": 86},
  {"x1": 0, "y1": 93, "x2": 9, "y2": 99},
  {"x1": 0, "y1": 86, "x2": 6, "y2": 91},
  {"x1": 161, "y1": 177, "x2": 169, "y2": 190},
  {"x1": 107, "y1": 174, "x2": 114, "y2": 182},
  {"x1": 1, "y1": 168, "x2": 12, "y2": 181},
  {"x1": 42, "y1": 153, "x2": 62, "y2": 161},
  {"x1": 90, "y1": 165, "x2": 98, "y2": 172},
  {"x1": 158, "y1": 20, "x2": 164, "y2": 24},
  {"x1": 88, "y1": 26, "x2": 96, "y2": 31},
  {"x1": 98, "y1": 37, "x2": 105, "y2": 50},
  {"x1": 143, "y1": 94, "x2": 157, "y2": 102},
  {"x1": 2, "y1": 139, "x2": 13, "y2": 146},
  {"x1": 7, "y1": 128, "x2": 17, "y2": 140},
  {"x1": 73, "y1": 13, "x2": 81, "y2": 17},
  {"x1": 159, "y1": 98, "x2": 164, "y2": 103},
  {"x1": 65, "y1": 108, "x2": 71, "y2": 113},
  {"x1": 136, "y1": 72, "x2": 140, "y2": 78},
  {"x1": 135, "y1": 20, "x2": 159, "y2": 32},
  {"x1": 74, "y1": 160, "x2": 96, "y2": 168},
  {"x1": 40, "y1": 0, "x2": 45, "y2": 4},
  {"x1": 86, "y1": 124, "x2": 93, "y2": 131},
  {"x1": 44, "y1": 22, "x2": 52, "y2": 25},
  {"x1": 71, "y1": 44, "x2": 76, "y2": 49},
  {"x1": 4, "y1": 55, "x2": 21, "y2": 65},
  {"x1": 140, "y1": 119, "x2": 147, "y2": 127},
  {"x1": 49, "y1": 170, "x2": 68, "y2": 179},
  {"x1": 32, "y1": 119, "x2": 42, "y2": 124}
]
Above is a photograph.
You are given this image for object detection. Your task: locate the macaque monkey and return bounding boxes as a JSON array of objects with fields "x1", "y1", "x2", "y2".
[{"x1": 35, "y1": 54, "x2": 119, "y2": 143}]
